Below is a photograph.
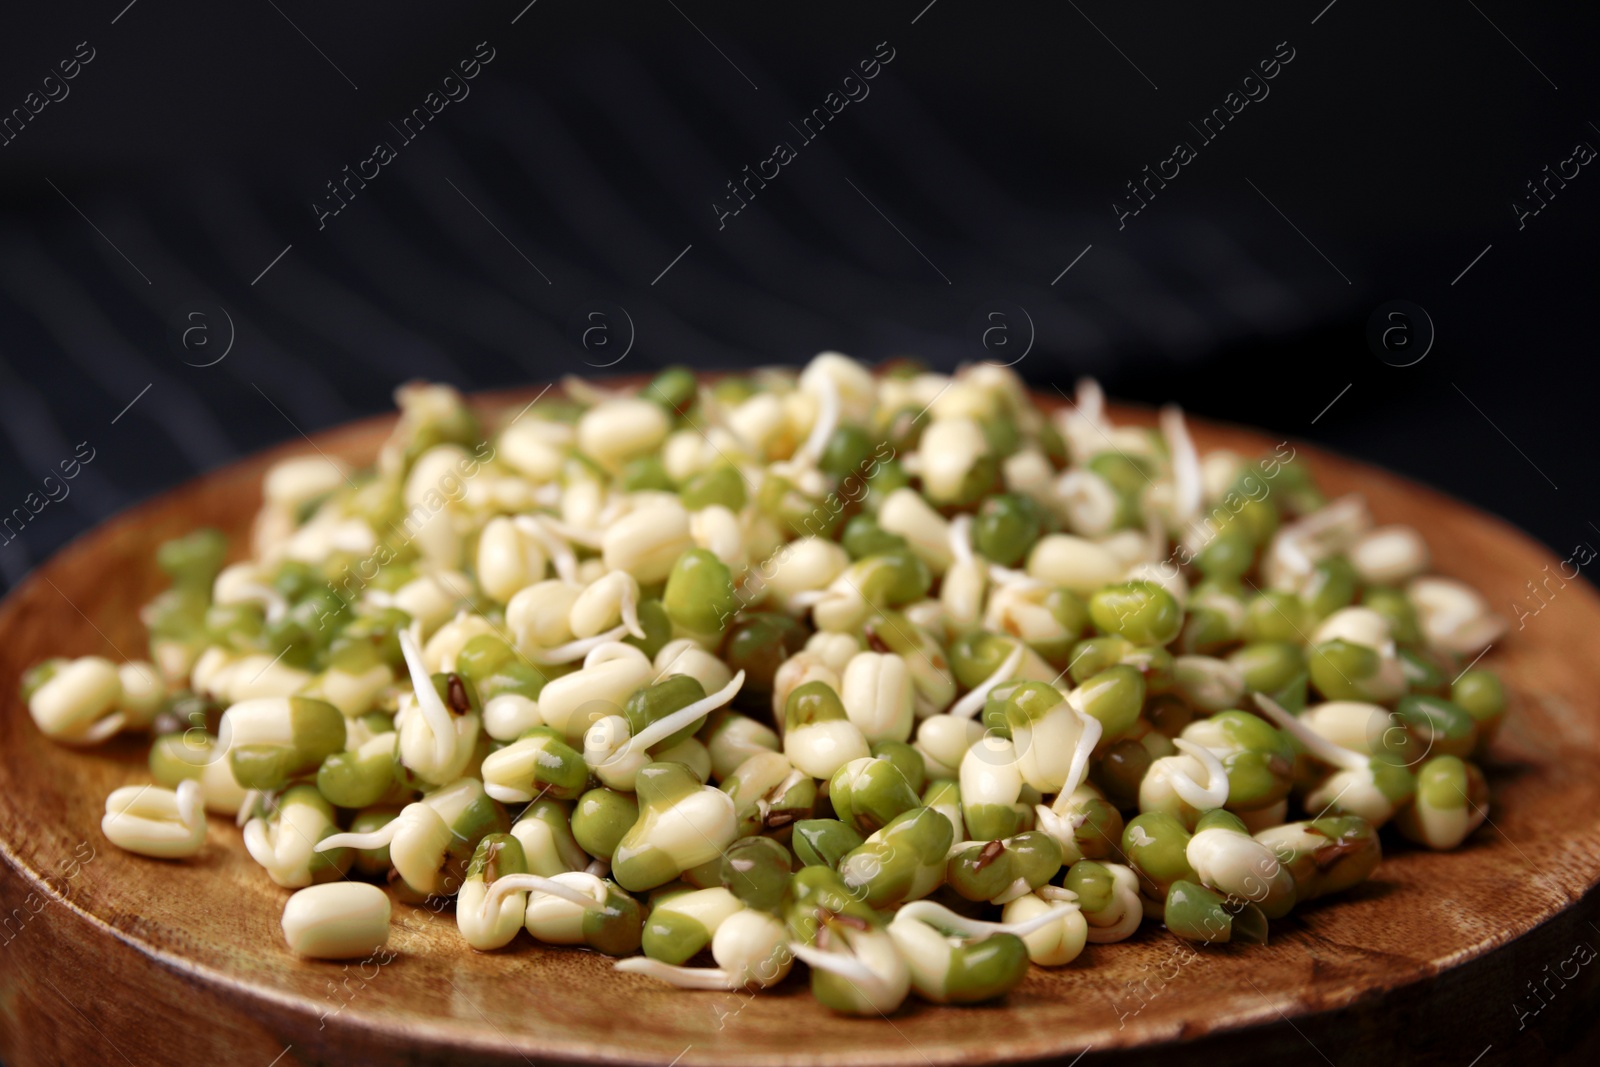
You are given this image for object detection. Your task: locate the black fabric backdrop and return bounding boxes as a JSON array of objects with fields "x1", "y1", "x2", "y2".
[{"x1": 1, "y1": 0, "x2": 1596, "y2": 592}]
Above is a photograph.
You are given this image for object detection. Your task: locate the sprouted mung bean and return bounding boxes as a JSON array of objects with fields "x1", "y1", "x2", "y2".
[{"x1": 24, "y1": 360, "x2": 1509, "y2": 1000}]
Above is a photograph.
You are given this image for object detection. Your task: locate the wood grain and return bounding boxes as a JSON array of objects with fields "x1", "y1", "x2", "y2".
[{"x1": 3, "y1": 389, "x2": 1599, "y2": 1067}]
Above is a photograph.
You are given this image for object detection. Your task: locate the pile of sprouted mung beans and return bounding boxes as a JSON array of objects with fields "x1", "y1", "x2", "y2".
[{"x1": 23, "y1": 355, "x2": 1509, "y2": 1012}]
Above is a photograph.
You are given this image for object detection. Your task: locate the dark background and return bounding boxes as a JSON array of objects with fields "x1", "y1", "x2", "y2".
[{"x1": 1, "y1": 0, "x2": 1596, "y2": 592}]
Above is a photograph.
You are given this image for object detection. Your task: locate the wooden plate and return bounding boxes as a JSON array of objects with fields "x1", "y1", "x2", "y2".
[{"x1": 3, "y1": 388, "x2": 1599, "y2": 1067}]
